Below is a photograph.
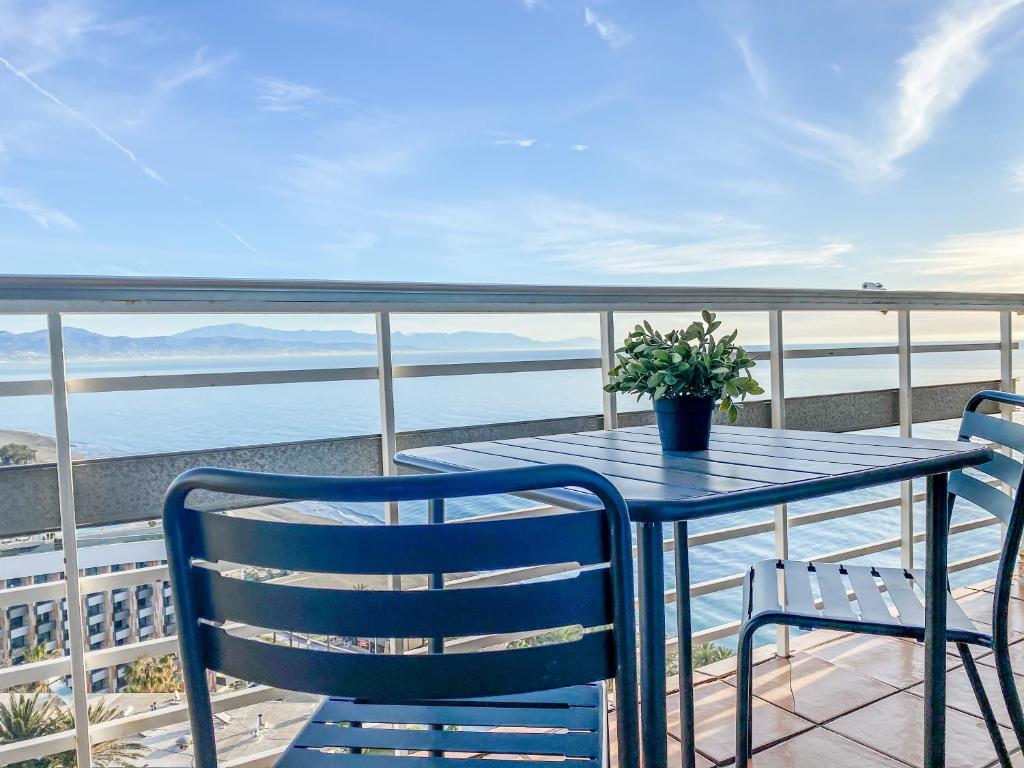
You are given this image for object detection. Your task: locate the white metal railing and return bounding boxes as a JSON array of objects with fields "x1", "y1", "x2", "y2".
[{"x1": 0, "y1": 276, "x2": 1020, "y2": 764}]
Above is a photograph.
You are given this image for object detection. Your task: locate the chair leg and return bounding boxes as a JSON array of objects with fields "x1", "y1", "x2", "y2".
[
  {"x1": 735, "y1": 623, "x2": 758, "y2": 768},
  {"x1": 992, "y1": 638, "x2": 1024, "y2": 751},
  {"x1": 957, "y1": 643, "x2": 1012, "y2": 767}
]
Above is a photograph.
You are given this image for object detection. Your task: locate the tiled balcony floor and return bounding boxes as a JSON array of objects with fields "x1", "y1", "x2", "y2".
[{"x1": 649, "y1": 581, "x2": 1024, "y2": 768}]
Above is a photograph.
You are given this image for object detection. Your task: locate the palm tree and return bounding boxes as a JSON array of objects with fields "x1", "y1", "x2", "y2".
[
  {"x1": 0, "y1": 694, "x2": 143, "y2": 768},
  {"x1": 0, "y1": 693, "x2": 58, "y2": 768},
  {"x1": 15, "y1": 644, "x2": 58, "y2": 693},
  {"x1": 691, "y1": 641, "x2": 734, "y2": 668},
  {"x1": 124, "y1": 654, "x2": 182, "y2": 693},
  {"x1": 48, "y1": 702, "x2": 144, "y2": 768}
]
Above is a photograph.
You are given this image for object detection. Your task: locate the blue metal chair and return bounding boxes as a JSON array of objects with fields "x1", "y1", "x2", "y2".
[
  {"x1": 164, "y1": 464, "x2": 640, "y2": 767},
  {"x1": 735, "y1": 390, "x2": 1024, "y2": 768}
]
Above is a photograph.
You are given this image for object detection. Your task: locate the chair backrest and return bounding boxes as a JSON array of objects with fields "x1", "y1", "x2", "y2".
[
  {"x1": 951, "y1": 390, "x2": 1024, "y2": 639},
  {"x1": 163, "y1": 464, "x2": 639, "y2": 766}
]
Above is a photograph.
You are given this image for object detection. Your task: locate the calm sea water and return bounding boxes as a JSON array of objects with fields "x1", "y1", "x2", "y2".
[{"x1": 0, "y1": 348, "x2": 1010, "y2": 645}]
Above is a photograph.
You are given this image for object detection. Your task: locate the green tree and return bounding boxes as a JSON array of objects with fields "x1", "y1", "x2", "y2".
[
  {"x1": 0, "y1": 694, "x2": 58, "y2": 768},
  {"x1": 666, "y1": 642, "x2": 736, "y2": 675},
  {"x1": 506, "y1": 626, "x2": 584, "y2": 649},
  {"x1": 0, "y1": 694, "x2": 143, "y2": 768},
  {"x1": 48, "y1": 701, "x2": 144, "y2": 768},
  {"x1": 692, "y1": 642, "x2": 734, "y2": 668},
  {"x1": 14, "y1": 644, "x2": 58, "y2": 693},
  {"x1": 124, "y1": 654, "x2": 182, "y2": 693},
  {"x1": 0, "y1": 444, "x2": 36, "y2": 466}
]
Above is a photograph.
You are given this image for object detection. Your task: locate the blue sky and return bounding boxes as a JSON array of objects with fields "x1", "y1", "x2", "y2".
[{"x1": 1, "y1": 0, "x2": 1023, "y2": 298}]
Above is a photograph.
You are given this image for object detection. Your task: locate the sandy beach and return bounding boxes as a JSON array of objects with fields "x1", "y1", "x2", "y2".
[{"x1": 0, "y1": 429, "x2": 60, "y2": 464}]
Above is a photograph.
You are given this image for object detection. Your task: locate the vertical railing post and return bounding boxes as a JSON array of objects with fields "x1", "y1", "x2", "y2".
[
  {"x1": 600, "y1": 311, "x2": 618, "y2": 430},
  {"x1": 375, "y1": 311, "x2": 403, "y2": 652},
  {"x1": 898, "y1": 310, "x2": 914, "y2": 569},
  {"x1": 999, "y1": 311, "x2": 1015, "y2": 553},
  {"x1": 768, "y1": 310, "x2": 789, "y2": 657},
  {"x1": 46, "y1": 313, "x2": 92, "y2": 768}
]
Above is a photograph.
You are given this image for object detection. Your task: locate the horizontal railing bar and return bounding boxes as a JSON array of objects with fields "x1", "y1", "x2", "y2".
[
  {"x1": 3, "y1": 275, "x2": 1024, "y2": 313},
  {"x1": 0, "y1": 358, "x2": 603, "y2": 399},
  {"x1": 0, "y1": 683, "x2": 282, "y2": 765},
  {"x1": 0, "y1": 343, "x2": 1009, "y2": 400},
  {"x1": 0, "y1": 565, "x2": 168, "y2": 610}
]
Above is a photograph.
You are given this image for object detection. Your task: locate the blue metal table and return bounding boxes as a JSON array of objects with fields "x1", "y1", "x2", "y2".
[{"x1": 396, "y1": 423, "x2": 992, "y2": 768}]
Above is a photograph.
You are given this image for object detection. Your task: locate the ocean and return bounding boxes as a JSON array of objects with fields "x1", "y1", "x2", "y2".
[{"x1": 0, "y1": 347, "x2": 1011, "y2": 645}]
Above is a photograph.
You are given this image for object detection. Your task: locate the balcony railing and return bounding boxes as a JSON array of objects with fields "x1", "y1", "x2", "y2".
[{"x1": 0, "y1": 275, "x2": 1021, "y2": 766}]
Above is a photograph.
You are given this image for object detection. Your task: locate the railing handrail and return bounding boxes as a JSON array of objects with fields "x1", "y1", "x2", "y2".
[{"x1": 3, "y1": 274, "x2": 1024, "y2": 313}]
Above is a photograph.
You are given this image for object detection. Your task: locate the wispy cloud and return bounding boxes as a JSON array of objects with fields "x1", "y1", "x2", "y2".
[
  {"x1": 493, "y1": 137, "x2": 536, "y2": 148},
  {"x1": 253, "y1": 77, "x2": 328, "y2": 113},
  {"x1": 746, "y1": 0, "x2": 1024, "y2": 179},
  {"x1": 0, "y1": 55, "x2": 166, "y2": 183},
  {"x1": 893, "y1": 226, "x2": 1024, "y2": 289},
  {"x1": 571, "y1": 143, "x2": 589, "y2": 151},
  {"x1": 734, "y1": 34, "x2": 770, "y2": 99},
  {"x1": 0, "y1": 185, "x2": 79, "y2": 230},
  {"x1": 583, "y1": 8, "x2": 632, "y2": 49},
  {"x1": 0, "y1": 0, "x2": 102, "y2": 73},
  {"x1": 155, "y1": 46, "x2": 232, "y2": 96},
  {"x1": 358, "y1": 195, "x2": 850, "y2": 276},
  {"x1": 213, "y1": 218, "x2": 256, "y2": 252},
  {"x1": 1009, "y1": 161, "x2": 1024, "y2": 190}
]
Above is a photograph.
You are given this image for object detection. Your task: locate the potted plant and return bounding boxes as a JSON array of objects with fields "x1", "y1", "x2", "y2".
[{"x1": 603, "y1": 311, "x2": 763, "y2": 451}]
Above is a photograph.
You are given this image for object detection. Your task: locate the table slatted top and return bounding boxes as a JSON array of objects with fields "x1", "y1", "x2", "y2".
[{"x1": 394, "y1": 424, "x2": 993, "y2": 522}]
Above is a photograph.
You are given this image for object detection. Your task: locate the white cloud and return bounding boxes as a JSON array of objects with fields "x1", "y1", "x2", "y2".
[
  {"x1": 734, "y1": 34, "x2": 770, "y2": 99},
  {"x1": 0, "y1": 186, "x2": 79, "y2": 230},
  {"x1": 493, "y1": 137, "x2": 536, "y2": 148},
  {"x1": 155, "y1": 47, "x2": 232, "y2": 96},
  {"x1": 749, "y1": 0, "x2": 1024, "y2": 180},
  {"x1": 892, "y1": 227, "x2": 1024, "y2": 289},
  {"x1": 1009, "y1": 162, "x2": 1024, "y2": 190},
  {"x1": 373, "y1": 195, "x2": 850, "y2": 276},
  {"x1": 254, "y1": 77, "x2": 328, "y2": 113},
  {"x1": 571, "y1": 143, "x2": 589, "y2": 151},
  {"x1": 0, "y1": 0, "x2": 101, "y2": 72},
  {"x1": 583, "y1": 8, "x2": 632, "y2": 49}
]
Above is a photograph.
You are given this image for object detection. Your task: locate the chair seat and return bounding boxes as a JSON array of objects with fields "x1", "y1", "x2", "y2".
[
  {"x1": 743, "y1": 559, "x2": 991, "y2": 645},
  {"x1": 274, "y1": 683, "x2": 606, "y2": 767}
]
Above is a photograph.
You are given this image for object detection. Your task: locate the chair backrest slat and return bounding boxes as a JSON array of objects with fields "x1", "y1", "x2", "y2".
[
  {"x1": 193, "y1": 564, "x2": 613, "y2": 639},
  {"x1": 948, "y1": 471, "x2": 1014, "y2": 525},
  {"x1": 200, "y1": 623, "x2": 616, "y2": 701},
  {"x1": 187, "y1": 505, "x2": 609, "y2": 574},
  {"x1": 961, "y1": 409, "x2": 1024, "y2": 453}
]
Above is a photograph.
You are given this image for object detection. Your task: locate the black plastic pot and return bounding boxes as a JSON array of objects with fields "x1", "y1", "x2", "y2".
[{"x1": 653, "y1": 395, "x2": 715, "y2": 451}]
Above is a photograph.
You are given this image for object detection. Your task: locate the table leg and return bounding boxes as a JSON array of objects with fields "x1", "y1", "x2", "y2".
[
  {"x1": 638, "y1": 521, "x2": 667, "y2": 768},
  {"x1": 924, "y1": 473, "x2": 949, "y2": 768},
  {"x1": 674, "y1": 521, "x2": 696, "y2": 768}
]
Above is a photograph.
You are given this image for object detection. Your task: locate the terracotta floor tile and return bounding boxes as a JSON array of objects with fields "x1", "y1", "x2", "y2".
[
  {"x1": 907, "y1": 661, "x2": 1024, "y2": 729},
  {"x1": 670, "y1": 679, "x2": 812, "y2": 765},
  {"x1": 723, "y1": 653, "x2": 898, "y2": 723},
  {"x1": 826, "y1": 691, "x2": 1013, "y2": 768},
  {"x1": 976, "y1": 640, "x2": 1024, "y2": 673},
  {"x1": 805, "y1": 634, "x2": 961, "y2": 689},
  {"x1": 788, "y1": 628, "x2": 850, "y2": 653},
  {"x1": 749, "y1": 726, "x2": 910, "y2": 768},
  {"x1": 958, "y1": 592, "x2": 1024, "y2": 632}
]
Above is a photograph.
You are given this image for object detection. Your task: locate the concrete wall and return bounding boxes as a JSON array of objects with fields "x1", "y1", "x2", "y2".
[{"x1": 0, "y1": 379, "x2": 999, "y2": 537}]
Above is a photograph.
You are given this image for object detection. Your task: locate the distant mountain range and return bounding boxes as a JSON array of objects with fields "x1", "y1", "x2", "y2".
[{"x1": 0, "y1": 323, "x2": 597, "y2": 361}]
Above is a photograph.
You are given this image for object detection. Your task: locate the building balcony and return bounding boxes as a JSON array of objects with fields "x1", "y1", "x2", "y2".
[{"x1": 0, "y1": 277, "x2": 1021, "y2": 767}]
